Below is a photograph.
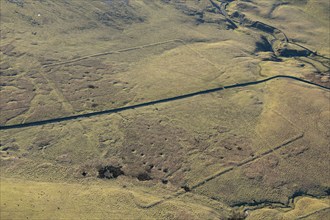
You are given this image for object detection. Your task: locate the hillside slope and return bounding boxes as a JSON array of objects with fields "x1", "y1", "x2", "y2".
[{"x1": 1, "y1": 0, "x2": 329, "y2": 219}]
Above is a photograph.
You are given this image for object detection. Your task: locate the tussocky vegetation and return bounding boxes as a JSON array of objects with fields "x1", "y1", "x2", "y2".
[{"x1": 1, "y1": 0, "x2": 329, "y2": 219}]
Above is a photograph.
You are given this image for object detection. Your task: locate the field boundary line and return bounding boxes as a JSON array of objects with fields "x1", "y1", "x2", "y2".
[
  {"x1": 1, "y1": 76, "x2": 329, "y2": 130},
  {"x1": 42, "y1": 39, "x2": 183, "y2": 68},
  {"x1": 137, "y1": 133, "x2": 304, "y2": 209}
]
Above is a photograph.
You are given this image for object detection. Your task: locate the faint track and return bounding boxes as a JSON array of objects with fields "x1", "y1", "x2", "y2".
[
  {"x1": 2, "y1": 1, "x2": 330, "y2": 129},
  {"x1": 42, "y1": 39, "x2": 225, "y2": 82},
  {"x1": 42, "y1": 40, "x2": 183, "y2": 68},
  {"x1": 0, "y1": 39, "x2": 224, "y2": 113},
  {"x1": 0, "y1": 75, "x2": 329, "y2": 130},
  {"x1": 272, "y1": 110, "x2": 301, "y2": 132},
  {"x1": 41, "y1": 38, "x2": 225, "y2": 87},
  {"x1": 296, "y1": 207, "x2": 330, "y2": 219},
  {"x1": 137, "y1": 133, "x2": 304, "y2": 209},
  {"x1": 28, "y1": 71, "x2": 75, "y2": 116},
  {"x1": 192, "y1": 133, "x2": 303, "y2": 189}
]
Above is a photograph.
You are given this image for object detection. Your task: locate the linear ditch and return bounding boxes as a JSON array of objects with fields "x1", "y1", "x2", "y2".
[
  {"x1": 3, "y1": 1, "x2": 329, "y2": 130},
  {"x1": 137, "y1": 133, "x2": 305, "y2": 209},
  {"x1": 137, "y1": 132, "x2": 329, "y2": 213},
  {"x1": 1, "y1": 75, "x2": 329, "y2": 130}
]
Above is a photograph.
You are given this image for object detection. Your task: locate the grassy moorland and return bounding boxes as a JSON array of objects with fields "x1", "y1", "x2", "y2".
[{"x1": 1, "y1": 0, "x2": 329, "y2": 219}]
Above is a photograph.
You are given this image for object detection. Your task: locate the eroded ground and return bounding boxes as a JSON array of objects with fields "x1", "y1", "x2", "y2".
[{"x1": 1, "y1": 0, "x2": 329, "y2": 219}]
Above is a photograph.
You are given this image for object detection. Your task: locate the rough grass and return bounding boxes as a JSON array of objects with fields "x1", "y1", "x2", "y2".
[
  {"x1": 0, "y1": 178, "x2": 221, "y2": 220},
  {"x1": 1, "y1": 0, "x2": 329, "y2": 219}
]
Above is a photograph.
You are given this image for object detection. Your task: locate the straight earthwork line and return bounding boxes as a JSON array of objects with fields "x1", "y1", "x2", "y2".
[
  {"x1": 296, "y1": 207, "x2": 330, "y2": 219},
  {"x1": 138, "y1": 133, "x2": 304, "y2": 209},
  {"x1": 42, "y1": 39, "x2": 183, "y2": 68}
]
